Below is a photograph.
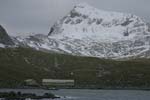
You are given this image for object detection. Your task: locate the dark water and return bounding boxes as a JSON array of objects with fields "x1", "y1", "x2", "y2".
[{"x1": 0, "y1": 89, "x2": 150, "y2": 100}]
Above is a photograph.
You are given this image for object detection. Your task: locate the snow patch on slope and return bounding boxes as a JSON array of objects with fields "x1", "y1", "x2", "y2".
[{"x1": 0, "y1": 43, "x2": 5, "y2": 48}]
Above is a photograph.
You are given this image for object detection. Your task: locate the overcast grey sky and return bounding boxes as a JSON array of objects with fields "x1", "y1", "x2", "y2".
[{"x1": 0, "y1": 0, "x2": 150, "y2": 36}]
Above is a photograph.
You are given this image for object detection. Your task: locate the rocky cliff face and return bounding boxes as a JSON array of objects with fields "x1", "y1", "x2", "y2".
[
  {"x1": 0, "y1": 25, "x2": 14, "y2": 46},
  {"x1": 14, "y1": 3, "x2": 150, "y2": 59}
]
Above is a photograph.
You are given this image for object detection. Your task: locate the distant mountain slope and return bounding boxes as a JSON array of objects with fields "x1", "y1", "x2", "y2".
[
  {"x1": 0, "y1": 47, "x2": 150, "y2": 88},
  {"x1": 0, "y1": 25, "x2": 14, "y2": 46},
  {"x1": 14, "y1": 3, "x2": 150, "y2": 59}
]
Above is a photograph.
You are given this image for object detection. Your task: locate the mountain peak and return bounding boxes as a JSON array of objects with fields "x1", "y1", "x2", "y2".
[
  {"x1": 48, "y1": 3, "x2": 147, "y2": 42},
  {"x1": 72, "y1": 3, "x2": 105, "y2": 18},
  {"x1": 71, "y1": 3, "x2": 128, "y2": 20},
  {"x1": 74, "y1": 2, "x2": 93, "y2": 9}
]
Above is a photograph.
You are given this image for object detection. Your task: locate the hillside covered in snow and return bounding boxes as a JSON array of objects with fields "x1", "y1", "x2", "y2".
[{"x1": 13, "y1": 3, "x2": 150, "y2": 59}]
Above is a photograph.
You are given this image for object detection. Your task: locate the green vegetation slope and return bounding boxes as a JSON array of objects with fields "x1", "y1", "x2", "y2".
[{"x1": 0, "y1": 47, "x2": 150, "y2": 88}]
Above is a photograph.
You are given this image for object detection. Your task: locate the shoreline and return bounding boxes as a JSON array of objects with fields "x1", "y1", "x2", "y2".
[{"x1": 0, "y1": 87, "x2": 150, "y2": 91}]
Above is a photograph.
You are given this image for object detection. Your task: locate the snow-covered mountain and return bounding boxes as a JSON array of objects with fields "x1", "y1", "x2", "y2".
[{"x1": 14, "y1": 3, "x2": 150, "y2": 59}]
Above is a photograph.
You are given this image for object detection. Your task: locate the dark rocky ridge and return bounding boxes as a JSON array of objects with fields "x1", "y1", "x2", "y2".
[{"x1": 0, "y1": 25, "x2": 14, "y2": 45}]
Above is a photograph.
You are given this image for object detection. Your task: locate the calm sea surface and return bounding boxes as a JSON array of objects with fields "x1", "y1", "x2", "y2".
[{"x1": 0, "y1": 89, "x2": 150, "y2": 100}]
